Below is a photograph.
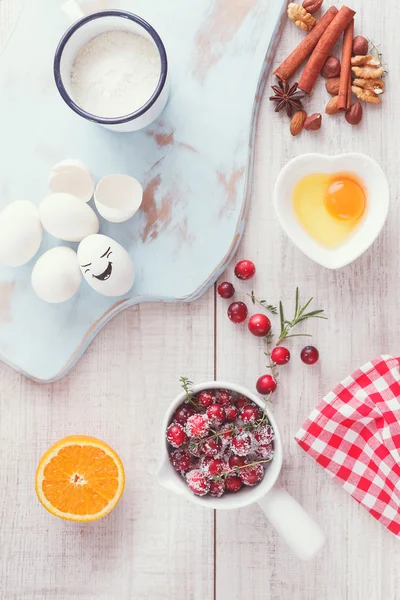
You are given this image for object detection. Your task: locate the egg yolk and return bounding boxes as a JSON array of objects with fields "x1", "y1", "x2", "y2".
[{"x1": 324, "y1": 177, "x2": 365, "y2": 221}]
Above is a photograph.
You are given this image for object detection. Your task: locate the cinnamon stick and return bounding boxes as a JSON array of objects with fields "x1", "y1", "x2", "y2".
[
  {"x1": 274, "y1": 6, "x2": 338, "y2": 82},
  {"x1": 346, "y1": 71, "x2": 352, "y2": 110},
  {"x1": 298, "y1": 6, "x2": 356, "y2": 95},
  {"x1": 338, "y1": 19, "x2": 354, "y2": 110}
]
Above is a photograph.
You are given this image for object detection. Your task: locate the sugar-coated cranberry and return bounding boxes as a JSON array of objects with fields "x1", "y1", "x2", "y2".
[
  {"x1": 225, "y1": 475, "x2": 243, "y2": 492},
  {"x1": 248, "y1": 314, "x2": 271, "y2": 337},
  {"x1": 253, "y1": 424, "x2": 274, "y2": 446},
  {"x1": 255, "y1": 443, "x2": 274, "y2": 460},
  {"x1": 234, "y1": 395, "x2": 248, "y2": 410},
  {"x1": 241, "y1": 404, "x2": 261, "y2": 425},
  {"x1": 224, "y1": 405, "x2": 239, "y2": 422},
  {"x1": 216, "y1": 389, "x2": 231, "y2": 405},
  {"x1": 217, "y1": 281, "x2": 235, "y2": 299},
  {"x1": 231, "y1": 431, "x2": 253, "y2": 456},
  {"x1": 228, "y1": 455, "x2": 246, "y2": 469},
  {"x1": 228, "y1": 302, "x2": 248, "y2": 324},
  {"x1": 174, "y1": 403, "x2": 195, "y2": 426},
  {"x1": 186, "y1": 413, "x2": 210, "y2": 438},
  {"x1": 239, "y1": 463, "x2": 264, "y2": 486},
  {"x1": 202, "y1": 457, "x2": 224, "y2": 478},
  {"x1": 186, "y1": 469, "x2": 210, "y2": 496},
  {"x1": 271, "y1": 346, "x2": 290, "y2": 365},
  {"x1": 301, "y1": 345, "x2": 319, "y2": 365},
  {"x1": 198, "y1": 390, "x2": 214, "y2": 408},
  {"x1": 220, "y1": 428, "x2": 234, "y2": 442},
  {"x1": 166, "y1": 423, "x2": 187, "y2": 448},
  {"x1": 170, "y1": 449, "x2": 191, "y2": 472},
  {"x1": 234, "y1": 260, "x2": 256, "y2": 280},
  {"x1": 256, "y1": 374, "x2": 277, "y2": 395},
  {"x1": 209, "y1": 479, "x2": 226, "y2": 497},
  {"x1": 207, "y1": 403, "x2": 225, "y2": 425},
  {"x1": 188, "y1": 440, "x2": 202, "y2": 457},
  {"x1": 201, "y1": 436, "x2": 222, "y2": 457}
]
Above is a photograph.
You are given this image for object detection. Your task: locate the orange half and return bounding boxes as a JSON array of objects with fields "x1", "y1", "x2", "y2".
[{"x1": 35, "y1": 435, "x2": 125, "y2": 522}]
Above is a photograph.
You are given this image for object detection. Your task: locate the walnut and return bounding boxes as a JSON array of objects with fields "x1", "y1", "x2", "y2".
[
  {"x1": 352, "y1": 78, "x2": 384, "y2": 95},
  {"x1": 352, "y1": 85, "x2": 381, "y2": 104},
  {"x1": 351, "y1": 55, "x2": 381, "y2": 67},
  {"x1": 351, "y1": 55, "x2": 384, "y2": 79},
  {"x1": 287, "y1": 3, "x2": 316, "y2": 31}
]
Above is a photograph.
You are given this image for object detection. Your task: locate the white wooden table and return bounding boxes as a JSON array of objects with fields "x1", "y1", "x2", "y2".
[{"x1": 1, "y1": 1, "x2": 398, "y2": 598}]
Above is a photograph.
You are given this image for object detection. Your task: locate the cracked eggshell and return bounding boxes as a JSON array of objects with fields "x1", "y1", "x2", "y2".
[
  {"x1": 32, "y1": 246, "x2": 82, "y2": 303},
  {"x1": 0, "y1": 200, "x2": 43, "y2": 267},
  {"x1": 94, "y1": 174, "x2": 143, "y2": 223},
  {"x1": 48, "y1": 159, "x2": 95, "y2": 203},
  {"x1": 39, "y1": 193, "x2": 99, "y2": 242},
  {"x1": 78, "y1": 234, "x2": 135, "y2": 297}
]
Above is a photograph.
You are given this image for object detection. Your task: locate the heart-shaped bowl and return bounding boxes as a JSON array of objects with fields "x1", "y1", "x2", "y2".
[{"x1": 273, "y1": 153, "x2": 389, "y2": 269}]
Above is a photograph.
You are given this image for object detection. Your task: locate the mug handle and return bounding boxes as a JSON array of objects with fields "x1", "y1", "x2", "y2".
[{"x1": 257, "y1": 483, "x2": 325, "y2": 561}]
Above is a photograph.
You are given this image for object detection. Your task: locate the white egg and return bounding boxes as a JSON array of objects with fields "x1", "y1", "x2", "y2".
[
  {"x1": 39, "y1": 193, "x2": 99, "y2": 242},
  {"x1": 0, "y1": 200, "x2": 43, "y2": 267},
  {"x1": 78, "y1": 234, "x2": 134, "y2": 297},
  {"x1": 48, "y1": 159, "x2": 94, "y2": 203},
  {"x1": 94, "y1": 174, "x2": 143, "y2": 223},
  {"x1": 32, "y1": 246, "x2": 82, "y2": 303}
]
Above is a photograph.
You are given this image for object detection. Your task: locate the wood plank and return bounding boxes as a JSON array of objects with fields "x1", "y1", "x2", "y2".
[{"x1": 215, "y1": 0, "x2": 400, "y2": 597}]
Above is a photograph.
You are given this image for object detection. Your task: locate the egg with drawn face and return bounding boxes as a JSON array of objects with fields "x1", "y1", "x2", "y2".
[{"x1": 77, "y1": 234, "x2": 135, "y2": 297}]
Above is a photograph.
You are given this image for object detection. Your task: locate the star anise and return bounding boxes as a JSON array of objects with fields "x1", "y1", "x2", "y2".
[{"x1": 269, "y1": 79, "x2": 307, "y2": 117}]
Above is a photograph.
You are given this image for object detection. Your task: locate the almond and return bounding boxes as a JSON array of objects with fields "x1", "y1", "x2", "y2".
[
  {"x1": 325, "y1": 77, "x2": 340, "y2": 95},
  {"x1": 304, "y1": 113, "x2": 322, "y2": 131},
  {"x1": 345, "y1": 102, "x2": 363, "y2": 125},
  {"x1": 321, "y1": 56, "x2": 341, "y2": 78},
  {"x1": 290, "y1": 110, "x2": 307, "y2": 136},
  {"x1": 302, "y1": 0, "x2": 323, "y2": 14},
  {"x1": 352, "y1": 36, "x2": 368, "y2": 56},
  {"x1": 325, "y1": 96, "x2": 339, "y2": 115}
]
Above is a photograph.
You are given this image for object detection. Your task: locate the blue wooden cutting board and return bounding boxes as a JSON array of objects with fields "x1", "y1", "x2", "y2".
[{"x1": 0, "y1": 0, "x2": 287, "y2": 382}]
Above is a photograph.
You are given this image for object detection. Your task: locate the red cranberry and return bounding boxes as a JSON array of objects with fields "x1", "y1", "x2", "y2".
[
  {"x1": 271, "y1": 346, "x2": 290, "y2": 365},
  {"x1": 225, "y1": 475, "x2": 243, "y2": 492},
  {"x1": 186, "y1": 414, "x2": 210, "y2": 438},
  {"x1": 209, "y1": 479, "x2": 226, "y2": 497},
  {"x1": 234, "y1": 259, "x2": 256, "y2": 280},
  {"x1": 224, "y1": 405, "x2": 239, "y2": 422},
  {"x1": 198, "y1": 390, "x2": 214, "y2": 408},
  {"x1": 220, "y1": 428, "x2": 234, "y2": 442},
  {"x1": 174, "y1": 404, "x2": 195, "y2": 426},
  {"x1": 253, "y1": 424, "x2": 274, "y2": 446},
  {"x1": 201, "y1": 436, "x2": 222, "y2": 457},
  {"x1": 228, "y1": 302, "x2": 248, "y2": 324},
  {"x1": 166, "y1": 423, "x2": 187, "y2": 448},
  {"x1": 256, "y1": 374, "x2": 277, "y2": 395},
  {"x1": 202, "y1": 457, "x2": 224, "y2": 478},
  {"x1": 241, "y1": 404, "x2": 261, "y2": 425},
  {"x1": 228, "y1": 455, "x2": 246, "y2": 469},
  {"x1": 217, "y1": 281, "x2": 235, "y2": 299},
  {"x1": 234, "y1": 395, "x2": 248, "y2": 410},
  {"x1": 248, "y1": 314, "x2": 271, "y2": 337},
  {"x1": 186, "y1": 469, "x2": 210, "y2": 496},
  {"x1": 239, "y1": 463, "x2": 264, "y2": 486},
  {"x1": 207, "y1": 403, "x2": 225, "y2": 425},
  {"x1": 231, "y1": 431, "x2": 253, "y2": 456},
  {"x1": 170, "y1": 449, "x2": 191, "y2": 472},
  {"x1": 301, "y1": 345, "x2": 319, "y2": 365},
  {"x1": 216, "y1": 389, "x2": 231, "y2": 405},
  {"x1": 255, "y1": 443, "x2": 274, "y2": 460}
]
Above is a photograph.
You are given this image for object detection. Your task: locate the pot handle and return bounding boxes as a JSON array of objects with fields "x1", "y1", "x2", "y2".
[{"x1": 257, "y1": 483, "x2": 325, "y2": 561}]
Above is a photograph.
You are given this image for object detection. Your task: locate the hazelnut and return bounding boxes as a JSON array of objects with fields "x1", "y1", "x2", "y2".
[
  {"x1": 345, "y1": 102, "x2": 363, "y2": 125},
  {"x1": 352, "y1": 36, "x2": 369, "y2": 56},
  {"x1": 304, "y1": 113, "x2": 322, "y2": 131},
  {"x1": 325, "y1": 96, "x2": 340, "y2": 115},
  {"x1": 321, "y1": 56, "x2": 341, "y2": 78},
  {"x1": 325, "y1": 77, "x2": 340, "y2": 95},
  {"x1": 302, "y1": 0, "x2": 323, "y2": 14}
]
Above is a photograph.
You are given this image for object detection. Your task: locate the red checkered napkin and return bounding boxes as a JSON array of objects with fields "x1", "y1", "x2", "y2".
[{"x1": 295, "y1": 355, "x2": 400, "y2": 536}]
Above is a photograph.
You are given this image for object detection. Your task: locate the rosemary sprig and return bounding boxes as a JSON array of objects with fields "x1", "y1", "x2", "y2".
[
  {"x1": 248, "y1": 291, "x2": 278, "y2": 315},
  {"x1": 276, "y1": 287, "x2": 327, "y2": 346},
  {"x1": 216, "y1": 457, "x2": 273, "y2": 481},
  {"x1": 180, "y1": 376, "x2": 200, "y2": 409}
]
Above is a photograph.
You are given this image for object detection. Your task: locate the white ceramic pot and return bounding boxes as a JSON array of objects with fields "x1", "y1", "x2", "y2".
[
  {"x1": 157, "y1": 381, "x2": 325, "y2": 561},
  {"x1": 54, "y1": 10, "x2": 169, "y2": 132}
]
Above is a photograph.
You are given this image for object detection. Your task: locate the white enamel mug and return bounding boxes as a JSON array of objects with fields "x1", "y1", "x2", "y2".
[
  {"x1": 54, "y1": 9, "x2": 169, "y2": 132},
  {"x1": 157, "y1": 381, "x2": 325, "y2": 561}
]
